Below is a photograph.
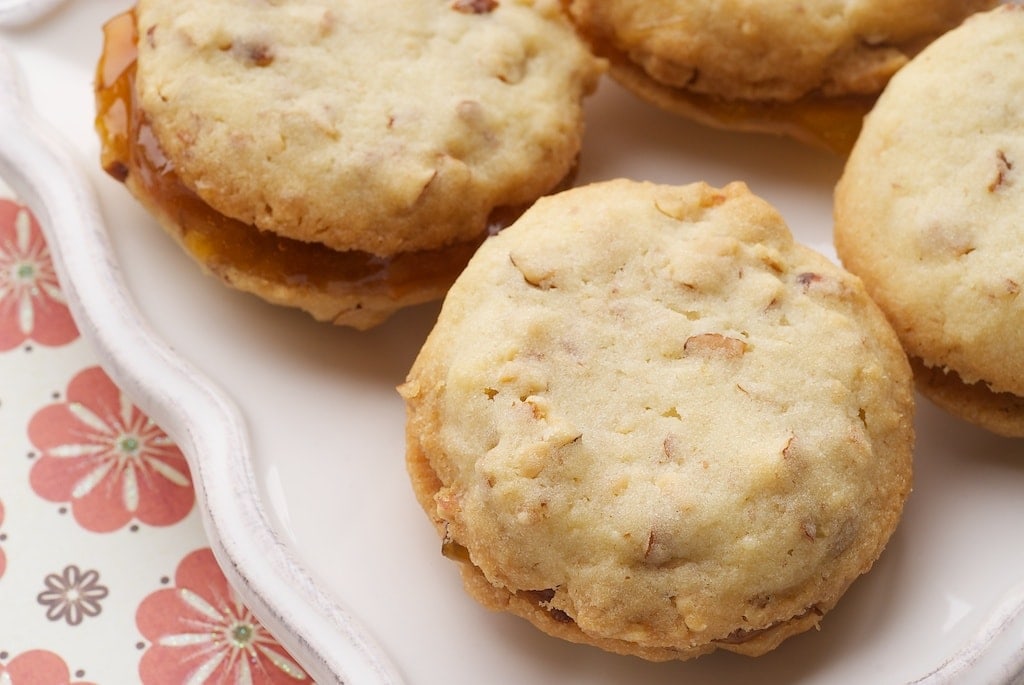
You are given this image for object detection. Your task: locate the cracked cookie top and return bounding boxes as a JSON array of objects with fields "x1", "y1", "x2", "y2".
[
  {"x1": 402, "y1": 179, "x2": 914, "y2": 660},
  {"x1": 567, "y1": 0, "x2": 995, "y2": 103},
  {"x1": 134, "y1": 0, "x2": 603, "y2": 256},
  {"x1": 835, "y1": 6, "x2": 1024, "y2": 435}
]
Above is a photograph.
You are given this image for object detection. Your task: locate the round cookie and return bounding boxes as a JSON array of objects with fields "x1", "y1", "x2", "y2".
[
  {"x1": 566, "y1": 0, "x2": 996, "y2": 153},
  {"x1": 401, "y1": 179, "x2": 914, "y2": 660},
  {"x1": 95, "y1": 0, "x2": 603, "y2": 328},
  {"x1": 834, "y1": 5, "x2": 1024, "y2": 437}
]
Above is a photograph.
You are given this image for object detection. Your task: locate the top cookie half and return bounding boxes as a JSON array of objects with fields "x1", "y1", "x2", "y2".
[
  {"x1": 834, "y1": 5, "x2": 1024, "y2": 432},
  {"x1": 134, "y1": 0, "x2": 604, "y2": 256},
  {"x1": 566, "y1": 0, "x2": 995, "y2": 151}
]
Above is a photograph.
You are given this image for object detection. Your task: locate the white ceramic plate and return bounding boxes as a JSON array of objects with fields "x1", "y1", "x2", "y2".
[{"x1": 4, "y1": 2, "x2": 1024, "y2": 683}]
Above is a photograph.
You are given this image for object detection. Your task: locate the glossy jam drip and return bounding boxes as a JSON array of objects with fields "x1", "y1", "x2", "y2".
[{"x1": 94, "y1": 10, "x2": 491, "y2": 299}]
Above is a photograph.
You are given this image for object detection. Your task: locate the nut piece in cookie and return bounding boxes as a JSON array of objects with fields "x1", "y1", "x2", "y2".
[
  {"x1": 94, "y1": 0, "x2": 604, "y2": 328},
  {"x1": 566, "y1": 0, "x2": 996, "y2": 153},
  {"x1": 835, "y1": 5, "x2": 1024, "y2": 436},
  {"x1": 401, "y1": 179, "x2": 914, "y2": 660}
]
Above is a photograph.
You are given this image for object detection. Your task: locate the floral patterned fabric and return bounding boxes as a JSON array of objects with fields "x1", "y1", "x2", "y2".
[
  {"x1": 0, "y1": 181, "x2": 311, "y2": 682},
  {"x1": 0, "y1": 198, "x2": 77, "y2": 351},
  {"x1": 28, "y1": 366, "x2": 194, "y2": 533},
  {"x1": 137, "y1": 549, "x2": 308, "y2": 684},
  {"x1": 0, "y1": 650, "x2": 97, "y2": 685}
]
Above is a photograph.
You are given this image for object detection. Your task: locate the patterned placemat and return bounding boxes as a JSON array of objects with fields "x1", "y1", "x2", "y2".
[{"x1": 0, "y1": 178, "x2": 312, "y2": 683}]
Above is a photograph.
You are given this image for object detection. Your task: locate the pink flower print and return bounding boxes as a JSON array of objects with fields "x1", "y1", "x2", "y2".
[
  {"x1": 137, "y1": 548, "x2": 310, "y2": 684},
  {"x1": 0, "y1": 649, "x2": 97, "y2": 685},
  {"x1": 0, "y1": 499, "x2": 6, "y2": 579},
  {"x1": 28, "y1": 366, "x2": 194, "y2": 532},
  {"x1": 0, "y1": 198, "x2": 78, "y2": 350}
]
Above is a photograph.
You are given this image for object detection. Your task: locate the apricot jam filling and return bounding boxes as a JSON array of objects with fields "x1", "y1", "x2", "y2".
[
  {"x1": 677, "y1": 86, "x2": 871, "y2": 156},
  {"x1": 94, "y1": 9, "x2": 489, "y2": 300},
  {"x1": 606, "y1": 53, "x2": 872, "y2": 155}
]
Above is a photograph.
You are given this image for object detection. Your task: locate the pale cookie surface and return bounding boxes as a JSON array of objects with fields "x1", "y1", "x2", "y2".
[
  {"x1": 567, "y1": 0, "x2": 995, "y2": 102},
  {"x1": 134, "y1": 0, "x2": 602, "y2": 256},
  {"x1": 835, "y1": 5, "x2": 1024, "y2": 436},
  {"x1": 402, "y1": 179, "x2": 914, "y2": 660},
  {"x1": 565, "y1": 0, "x2": 994, "y2": 152}
]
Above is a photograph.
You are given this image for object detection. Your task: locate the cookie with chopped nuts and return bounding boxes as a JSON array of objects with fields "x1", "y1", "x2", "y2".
[
  {"x1": 835, "y1": 5, "x2": 1024, "y2": 436},
  {"x1": 565, "y1": 0, "x2": 995, "y2": 153},
  {"x1": 94, "y1": 0, "x2": 603, "y2": 328},
  {"x1": 400, "y1": 179, "x2": 914, "y2": 660}
]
